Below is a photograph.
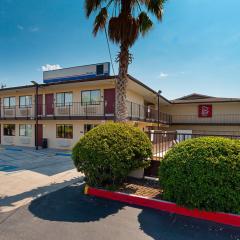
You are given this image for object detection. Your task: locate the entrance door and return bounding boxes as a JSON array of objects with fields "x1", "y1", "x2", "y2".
[
  {"x1": 45, "y1": 93, "x2": 54, "y2": 115},
  {"x1": 36, "y1": 124, "x2": 43, "y2": 147},
  {"x1": 37, "y1": 95, "x2": 43, "y2": 116},
  {"x1": 104, "y1": 89, "x2": 115, "y2": 115}
]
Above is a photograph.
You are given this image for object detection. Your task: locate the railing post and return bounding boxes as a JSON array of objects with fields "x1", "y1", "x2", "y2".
[
  {"x1": 130, "y1": 102, "x2": 133, "y2": 120},
  {"x1": 68, "y1": 103, "x2": 71, "y2": 119},
  {"x1": 104, "y1": 101, "x2": 106, "y2": 119},
  {"x1": 139, "y1": 104, "x2": 141, "y2": 120},
  {"x1": 86, "y1": 103, "x2": 88, "y2": 119},
  {"x1": 15, "y1": 106, "x2": 16, "y2": 119}
]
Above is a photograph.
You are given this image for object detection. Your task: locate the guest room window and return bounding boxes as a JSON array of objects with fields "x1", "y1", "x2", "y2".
[
  {"x1": 3, "y1": 124, "x2": 15, "y2": 136},
  {"x1": 56, "y1": 125, "x2": 73, "y2": 139}
]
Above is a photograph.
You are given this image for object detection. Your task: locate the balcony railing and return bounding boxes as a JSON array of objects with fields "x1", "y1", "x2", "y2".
[
  {"x1": 172, "y1": 114, "x2": 240, "y2": 125},
  {"x1": 0, "y1": 101, "x2": 172, "y2": 124},
  {"x1": 1, "y1": 106, "x2": 34, "y2": 119}
]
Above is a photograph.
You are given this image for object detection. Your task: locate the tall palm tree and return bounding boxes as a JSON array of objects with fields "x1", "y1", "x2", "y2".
[{"x1": 85, "y1": 0, "x2": 166, "y2": 121}]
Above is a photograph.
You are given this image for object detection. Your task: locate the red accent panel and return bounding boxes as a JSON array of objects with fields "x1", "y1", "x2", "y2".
[
  {"x1": 104, "y1": 89, "x2": 115, "y2": 114},
  {"x1": 198, "y1": 105, "x2": 212, "y2": 118},
  {"x1": 37, "y1": 95, "x2": 43, "y2": 115},
  {"x1": 87, "y1": 187, "x2": 240, "y2": 227},
  {"x1": 45, "y1": 93, "x2": 54, "y2": 115}
]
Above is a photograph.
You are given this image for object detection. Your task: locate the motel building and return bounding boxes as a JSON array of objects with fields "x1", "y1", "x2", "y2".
[{"x1": 0, "y1": 62, "x2": 240, "y2": 150}]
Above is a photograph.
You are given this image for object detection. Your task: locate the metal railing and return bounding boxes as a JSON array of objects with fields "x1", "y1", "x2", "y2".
[
  {"x1": 0, "y1": 106, "x2": 34, "y2": 119},
  {"x1": 148, "y1": 131, "x2": 240, "y2": 160},
  {"x1": 172, "y1": 114, "x2": 240, "y2": 124},
  {"x1": 0, "y1": 101, "x2": 172, "y2": 124},
  {"x1": 127, "y1": 101, "x2": 172, "y2": 124}
]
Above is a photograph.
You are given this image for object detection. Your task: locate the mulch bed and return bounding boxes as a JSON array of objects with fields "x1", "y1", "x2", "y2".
[{"x1": 118, "y1": 177, "x2": 163, "y2": 199}]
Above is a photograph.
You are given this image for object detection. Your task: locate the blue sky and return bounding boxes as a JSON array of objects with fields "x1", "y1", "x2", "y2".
[{"x1": 0, "y1": 0, "x2": 239, "y2": 99}]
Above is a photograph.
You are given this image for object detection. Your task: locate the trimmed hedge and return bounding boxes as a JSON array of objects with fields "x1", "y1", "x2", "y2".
[
  {"x1": 159, "y1": 137, "x2": 240, "y2": 213},
  {"x1": 72, "y1": 123, "x2": 152, "y2": 187}
]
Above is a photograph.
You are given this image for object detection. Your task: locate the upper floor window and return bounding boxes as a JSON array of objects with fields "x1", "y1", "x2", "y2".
[
  {"x1": 3, "y1": 124, "x2": 15, "y2": 136},
  {"x1": 19, "y1": 96, "x2": 32, "y2": 108},
  {"x1": 3, "y1": 97, "x2": 15, "y2": 108},
  {"x1": 56, "y1": 92, "x2": 73, "y2": 107},
  {"x1": 81, "y1": 90, "x2": 101, "y2": 105}
]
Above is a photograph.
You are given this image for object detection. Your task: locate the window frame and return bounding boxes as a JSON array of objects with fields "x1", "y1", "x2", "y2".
[
  {"x1": 3, "y1": 124, "x2": 16, "y2": 136},
  {"x1": 84, "y1": 124, "x2": 98, "y2": 134},
  {"x1": 81, "y1": 89, "x2": 101, "y2": 105},
  {"x1": 19, "y1": 124, "x2": 32, "y2": 137},
  {"x1": 19, "y1": 95, "x2": 32, "y2": 108},
  {"x1": 56, "y1": 124, "x2": 73, "y2": 139},
  {"x1": 56, "y1": 92, "x2": 73, "y2": 107},
  {"x1": 3, "y1": 97, "x2": 16, "y2": 109}
]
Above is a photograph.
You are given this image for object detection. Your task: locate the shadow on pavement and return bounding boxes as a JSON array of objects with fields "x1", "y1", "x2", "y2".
[
  {"x1": 0, "y1": 177, "x2": 83, "y2": 211},
  {"x1": 138, "y1": 208, "x2": 240, "y2": 240},
  {"x1": 28, "y1": 183, "x2": 124, "y2": 223}
]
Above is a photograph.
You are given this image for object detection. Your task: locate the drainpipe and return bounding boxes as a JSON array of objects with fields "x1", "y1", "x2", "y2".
[
  {"x1": 157, "y1": 90, "x2": 162, "y2": 130},
  {"x1": 31, "y1": 81, "x2": 39, "y2": 150}
]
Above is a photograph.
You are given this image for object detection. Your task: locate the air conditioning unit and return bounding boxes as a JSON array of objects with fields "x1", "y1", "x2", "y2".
[
  {"x1": 56, "y1": 107, "x2": 70, "y2": 115},
  {"x1": 4, "y1": 109, "x2": 14, "y2": 117},
  {"x1": 19, "y1": 108, "x2": 29, "y2": 116},
  {"x1": 84, "y1": 106, "x2": 97, "y2": 115}
]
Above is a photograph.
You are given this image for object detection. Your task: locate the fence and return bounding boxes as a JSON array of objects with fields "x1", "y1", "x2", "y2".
[{"x1": 144, "y1": 131, "x2": 240, "y2": 178}]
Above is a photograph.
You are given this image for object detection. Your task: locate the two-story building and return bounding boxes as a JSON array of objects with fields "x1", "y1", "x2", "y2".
[
  {"x1": 1, "y1": 63, "x2": 239, "y2": 150},
  {"x1": 0, "y1": 62, "x2": 171, "y2": 149}
]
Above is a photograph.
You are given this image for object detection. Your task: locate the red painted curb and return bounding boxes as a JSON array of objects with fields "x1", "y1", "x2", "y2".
[{"x1": 86, "y1": 186, "x2": 240, "y2": 227}]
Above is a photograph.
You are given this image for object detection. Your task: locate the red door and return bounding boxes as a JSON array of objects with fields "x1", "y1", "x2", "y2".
[
  {"x1": 45, "y1": 93, "x2": 54, "y2": 115},
  {"x1": 36, "y1": 124, "x2": 43, "y2": 147},
  {"x1": 37, "y1": 95, "x2": 43, "y2": 116},
  {"x1": 104, "y1": 89, "x2": 115, "y2": 115}
]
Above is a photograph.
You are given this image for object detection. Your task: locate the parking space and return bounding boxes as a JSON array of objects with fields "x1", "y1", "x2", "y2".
[{"x1": 0, "y1": 145, "x2": 83, "y2": 213}]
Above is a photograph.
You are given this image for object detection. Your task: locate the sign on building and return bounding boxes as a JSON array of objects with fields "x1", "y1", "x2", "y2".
[{"x1": 198, "y1": 105, "x2": 212, "y2": 118}]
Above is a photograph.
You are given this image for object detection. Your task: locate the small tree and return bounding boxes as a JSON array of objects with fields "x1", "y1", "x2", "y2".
[{"x1": 72, "y1": 123, "x2": 152, "y2": 187}]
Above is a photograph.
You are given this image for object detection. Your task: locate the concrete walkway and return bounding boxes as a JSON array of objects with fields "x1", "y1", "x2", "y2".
[{"x1": 0, "y1": 146, "x2": 83, "y2": 212}]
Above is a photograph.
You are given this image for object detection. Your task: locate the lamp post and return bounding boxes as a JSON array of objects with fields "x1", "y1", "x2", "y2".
[
  {"x1": 157, "y1": 90, "x2": 162, "y2": 130},
  {"x1": 31, "y1": 81, "x2": 39, "y2": 150}
]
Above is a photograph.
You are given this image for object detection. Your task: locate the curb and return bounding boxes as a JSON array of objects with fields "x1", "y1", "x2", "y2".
[{"x1": 85, "y1": 185, "x2": 240, "y2": 227}]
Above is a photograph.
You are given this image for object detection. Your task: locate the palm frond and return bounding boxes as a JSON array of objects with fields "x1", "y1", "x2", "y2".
[
  {"x1": 93, "y1": 7, "x2": 108, "y2": 35},
  {"x1": 85, "y1": 0, "x2": 103, "y2": 17},
  {"x1": 138, "y1": 11, "x2": 153, "y2": 36},
  {"x1": 144, "y1": 0, "x2": 166, "y2": 20}
]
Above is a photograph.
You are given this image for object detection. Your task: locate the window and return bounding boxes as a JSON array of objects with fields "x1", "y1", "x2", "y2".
[
  {"x1": 19, "y1": 96, "x2": 32, "y2": 108},
  {"x1": 96, "y1": 64, "x2": 104, "y2": 75},
  {"x1": 84, "y1": 124, "x2": 98, "y2": 133},
  {"x1": 19, "y1": 124, "x2": 32, "y2": 137},
  {"x1": 3, "y1": 97, "x2": 16, "y2": 108},
  {"x1": 56, "y1": 125, "x2": 73, "y2": 139},
  {"x1": 3, "y1": 124, "x2": 15, "y2": 136},
  {"x1": 81, "y1": 90, "x2": 101, "y2": 105},
  {"x1": 56, "y1": 92, "x2": 73, "y2": 106}
]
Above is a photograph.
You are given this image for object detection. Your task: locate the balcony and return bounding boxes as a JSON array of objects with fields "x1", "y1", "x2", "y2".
[
  {"x1": 0, "y1": 101, "x2": 172, "y2": 125},
  {"x1": 172, "y1": 114, "x2": 240, "y2": 125},
  {"x1": 0, "y1": 106, "x2": 35, "y2": 119}
]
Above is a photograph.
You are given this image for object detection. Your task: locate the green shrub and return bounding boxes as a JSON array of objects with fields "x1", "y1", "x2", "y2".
[
  {"x1": 72, "y1": 123, "x2": 152, "y2": 187},
  {"x1": 159, "y1": 137, "x2": 240, "y2": 213}
]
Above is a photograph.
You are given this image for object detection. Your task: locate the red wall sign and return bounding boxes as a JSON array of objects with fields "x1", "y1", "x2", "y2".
[{"x1": 198, "y1": 105, "x2": 212, "y2": 118}]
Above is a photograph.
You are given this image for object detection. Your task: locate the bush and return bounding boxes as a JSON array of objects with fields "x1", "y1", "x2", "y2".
[
  {"x1": 72, "y1": 123, "x2": 152, "y2": 187},
  {"x1": 159, "y1": 137, "x2": 240, "y2": 213}
]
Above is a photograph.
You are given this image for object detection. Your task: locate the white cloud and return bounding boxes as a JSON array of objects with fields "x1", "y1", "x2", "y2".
[
  {"x1": 41, "y1": 64, "x2": 62, "y2": 71},
  {"x1": 17, "y1": 24, "x2": 24, "y2": 31},
  {"x1": 29, "y1": 27, "x2": 39, "y2": 32},
  {"x1": 159, "y1": 72, "x2": 169, "y2": 78}
]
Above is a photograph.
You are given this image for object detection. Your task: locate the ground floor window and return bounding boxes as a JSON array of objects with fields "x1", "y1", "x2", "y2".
[
  {"x1": 3, "y1": 124, "x2": 15, "y2": 136},
  {"x1": 56, "y1": 125, "x2": 73, "y2": 139},
  {"x1": 19, "y1": 124, "x2": 32, "y2": 137},
  {"x1": 84, "y1": 124, "x2": 98, "y2": 133}
]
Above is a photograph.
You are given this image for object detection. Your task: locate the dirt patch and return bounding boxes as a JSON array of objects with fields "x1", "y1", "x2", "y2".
[{"x1": 118, "y1": 178, "x2": 163, "y2": 199}]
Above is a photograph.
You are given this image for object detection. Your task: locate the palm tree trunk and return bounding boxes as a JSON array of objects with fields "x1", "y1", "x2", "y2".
[{"x1": 115, "y1": 43, "x2": 129, "y2": 122}]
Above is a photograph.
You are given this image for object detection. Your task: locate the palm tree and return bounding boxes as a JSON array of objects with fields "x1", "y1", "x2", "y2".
[{"x1": 85, "y1": 0, "x2": 166, "y2": 121}]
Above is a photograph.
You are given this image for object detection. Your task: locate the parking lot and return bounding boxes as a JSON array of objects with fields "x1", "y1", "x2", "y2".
[{"x1": 0, "y1": 145, "x2": 83, "y2": 212}]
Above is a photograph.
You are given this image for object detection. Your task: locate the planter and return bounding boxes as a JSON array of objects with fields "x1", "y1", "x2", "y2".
[{"x1": 84, "y1": 185, "x2": 240, "y2": 227}]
